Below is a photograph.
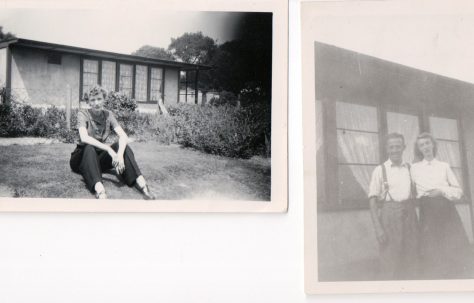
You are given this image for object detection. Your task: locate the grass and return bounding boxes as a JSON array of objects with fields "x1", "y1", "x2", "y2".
[{"x1": 0, "y1": 142, "x2": 271, "y2": 200}]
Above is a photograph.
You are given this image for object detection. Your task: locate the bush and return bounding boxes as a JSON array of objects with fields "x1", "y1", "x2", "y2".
[
  {"x1": 169, "y1": 102, "x2": 270, "y2": 158},
  {"x1": 209, "y1": 91, "x2": 238, "y2": 106},
  {"x1": 0, "y1": 101, "x2": 79, "y2": 142},
  {"x1": 105, "y1": 91, "x2": 137, "y2": 116},
  {"x1": 0, "y1": 88, "x2": 271, "y2": 158}
]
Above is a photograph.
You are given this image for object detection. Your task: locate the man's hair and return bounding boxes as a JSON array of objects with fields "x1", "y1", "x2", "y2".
[
  {"x1": 83, "y1": 85, "x2": 108, "y2": 102},
  {"x1": 414, "y1": 132, "x2": 438, "y2": 162},
  {"x1": 385, "y1": 132, "x2": 405, "y2": 145}
]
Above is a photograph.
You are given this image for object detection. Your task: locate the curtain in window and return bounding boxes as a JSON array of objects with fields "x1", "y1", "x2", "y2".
[
  {"x1": 387, "y1": 112, "x2": 420, "y2": 164},
  {"x1": 135, "y1": 65, "x2": 148, "y2": 102},
  {"x1": 336, "y1": 102, "x2": 379, "y2": 198},
  {"x1": 150, "y1": 67, "x2": 163, "y2": 101},
  {"x1": 101, "y1": 61, "x2": 116, "y2": 92},
  {"x1": 430, "y1": 116, "x2": 463, "y2": 188},
  {"x1": 119, "y1": 64, "x2": 133, "y2": 98},
  {"x1": 83, "y1": 59, "x2": 98, "y2": 96}
]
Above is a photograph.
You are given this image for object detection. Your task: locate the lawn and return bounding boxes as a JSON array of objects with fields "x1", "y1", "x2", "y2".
[{"x1": 0, "y1": 141, "x2": 271, "y2": 200}]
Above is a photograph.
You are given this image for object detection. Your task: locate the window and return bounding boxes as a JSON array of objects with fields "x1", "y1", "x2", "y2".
[
  {"x1": 150, "y1": 67, "x2": 163, "y2": 101},
  {"x1": 135, "y1": 65, "x2": 148, "y2": 102},
  {"x1": 47, "y1": 54, "x2": 61, "y2": 65},
  {"x1": 430, "y1": 116, "x2": 463, "y2": 189},
  {"x1": 82, "y1": 59, "x2": 99, "y2": 97},
  {"x1": 325, "y1": 101, "x2": 467, "y2": 209},
  {"x1": 387, "y1": 112, "x2": 420, "y2": 164},
  {"x1": 101, "y1": 61, "x2": 116, "y2": 92},
  {"x1": 335, "y1": 102, "x2": 380, "y2": 204},
  {"x1": 119, "y1": 64, "x2": 133, "y2": 98}
]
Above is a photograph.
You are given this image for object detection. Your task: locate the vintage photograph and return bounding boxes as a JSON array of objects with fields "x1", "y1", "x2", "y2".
[
  {"x1": 303, "y1": 0, "x2": 474, "y2": 294},
  {"x1": 0, "y1": 0, "x2": 288, "y2": 212}
]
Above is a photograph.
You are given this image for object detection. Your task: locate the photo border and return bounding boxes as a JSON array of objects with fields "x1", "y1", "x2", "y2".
[
  {"x1": 302, "y1": 0, "x2": 474, "y2": 294},
  {"x1": 0, "y1": 0, "x2": 288, "y2": 213}
]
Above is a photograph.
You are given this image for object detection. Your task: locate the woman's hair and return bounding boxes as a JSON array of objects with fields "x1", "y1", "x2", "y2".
[
  {"x1": 414, "y1": 132, "x2": 438, "y2": 162},
  {"x1": 83, "y1": 85, "x2": 108, "y2": 102}
]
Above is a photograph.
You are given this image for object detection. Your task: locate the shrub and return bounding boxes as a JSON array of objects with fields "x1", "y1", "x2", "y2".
[
  {"x1": 208, "y1": 91, "x2": 238, "y2": 106},
  {"x1": 0, "y1": 102, "x2": 28, "y2": 137},
  {"x1": 169, "y1": 102, "x2": 270, "y2": 158},
  {"x1": 105, "y1": 91, "x2": 137, "y2": 116}
]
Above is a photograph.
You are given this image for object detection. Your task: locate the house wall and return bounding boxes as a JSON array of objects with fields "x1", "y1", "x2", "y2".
[
  {"x1": 315, "y1": 42, "x2": 474, "y2": 281},
  {"x1": 164, "y1": 67, "x2": 179, "y2": 105},
  {"x1": 11, "y1": 46, "x2": 80, "y2": 107},
  {"x1": 0, "y1": 47, "x2": 7, "y2": 87}
]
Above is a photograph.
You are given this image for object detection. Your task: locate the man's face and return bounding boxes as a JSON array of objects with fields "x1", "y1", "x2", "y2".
[{"x1": 386, "y1": 137, "x2": 405, "y2": 164}]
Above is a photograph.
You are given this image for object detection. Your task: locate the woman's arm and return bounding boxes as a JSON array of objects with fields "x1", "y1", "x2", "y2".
[
  {"x1": 114, "y1": 126, "x2": 129, "y2": 158},
  {"x1": 78, "y1": 127, "x2": 118, "y2": 162},
  {"x1": 443, "y1": 164, "x2": 463, "y2": 200},
  {"x1": 113, "y1": 126, "x2": 129, "y2": 174}
]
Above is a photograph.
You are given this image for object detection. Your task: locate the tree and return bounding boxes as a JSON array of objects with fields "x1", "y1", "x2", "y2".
[
  {"x1": 168, "y1": 31, "x2": 216, "y2": 64},
  {"x1": 0, "y1": 26, "x2": 16, "y2": 41},
  {"x1": 132, "y1": 45, "x2": 175, "y2": 61}
]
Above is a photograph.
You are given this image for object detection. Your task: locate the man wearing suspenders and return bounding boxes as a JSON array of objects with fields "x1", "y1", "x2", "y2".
[{"x1": 368, "y1": 133, "x2": 418, "y2": 280}]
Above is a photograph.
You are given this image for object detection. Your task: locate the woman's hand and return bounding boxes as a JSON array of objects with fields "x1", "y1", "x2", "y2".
[
  {"x1": 115, "y1": 155, "x2": 125, "y2": 174},
  {"x1": 107, "y1": 147, "x2": 119, "y2": 165},
  {"x1": 426, "y1": 188, "x2": 443, "y2": 198}
]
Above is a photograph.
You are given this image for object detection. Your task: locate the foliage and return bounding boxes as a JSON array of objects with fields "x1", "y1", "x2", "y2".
[
  {"x1": 104, "y1": 91, "x2": 138, "y2": 115},
  {"x1": 208, "y1": 91, "x2": 238, "y2": 107},
  {"x1": 0, "y1": 26, "x2": 16, "y2": 41},
  {"x1": 1, "y1": 87, "x2": 270, "y2": 158},
  {"x1": 0, "y1": 101, "x2": 79, "y2": 143},
  {"x1": 169, "y1": 103, "x2": 270, "y2": 158},
  {"x1": 132, "y1": 45, "x2": 175, "y2": 61},
  {"x1": 168, "y1": 31, "x2": 217, "y2": 64}
]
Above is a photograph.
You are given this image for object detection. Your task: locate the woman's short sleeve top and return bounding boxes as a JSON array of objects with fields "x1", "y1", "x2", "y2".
[{"x1": 77, "y1": 109, "x2": 120, "y2": 143}]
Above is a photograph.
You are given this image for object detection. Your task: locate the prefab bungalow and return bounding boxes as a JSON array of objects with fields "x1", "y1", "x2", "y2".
[
  {"x1": 0, "y1": 38, "x2": 210, "y2": 108},
  {"x1": 315, "y1": 42, "x2": 474, "y2": 281}
]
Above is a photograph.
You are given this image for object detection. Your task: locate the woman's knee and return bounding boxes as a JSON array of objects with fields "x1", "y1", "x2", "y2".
[
  {"x1": 124, "y1": 145, "x2": 134, "y2": 156},
  {"x1": 83, "y1": 144, "x2": 96, "y2": 154}
]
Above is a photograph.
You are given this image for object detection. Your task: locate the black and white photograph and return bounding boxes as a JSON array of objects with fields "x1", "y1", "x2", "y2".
[
  {"x1": 303, "y1": 0, "x2": 474, "y2": 294},
  {"x1": 0, "y1": 0, "x2": 288, "y2": 211}
]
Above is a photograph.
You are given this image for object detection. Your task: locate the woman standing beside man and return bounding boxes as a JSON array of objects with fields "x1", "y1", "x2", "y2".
[{"x1": 411, "y1": 132, "x2": 472, "y2": 279}]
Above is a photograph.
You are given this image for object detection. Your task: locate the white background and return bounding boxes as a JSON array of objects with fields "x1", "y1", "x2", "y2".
[{"x1": 0, "y1": 1, "x2": 474, "y2": 302}]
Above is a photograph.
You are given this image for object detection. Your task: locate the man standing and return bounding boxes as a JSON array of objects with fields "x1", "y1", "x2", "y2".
[{"x1": 368, "y1": 133, "x2": 418, "y2": 280}]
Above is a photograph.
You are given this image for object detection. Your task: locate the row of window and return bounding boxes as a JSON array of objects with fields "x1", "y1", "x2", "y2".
[
  {"x1": 326, "y1": 101, "x2": 465, "y2": 209},
  {"x1": 82, "y1": 59, "x2": 163, "y2": 102}
]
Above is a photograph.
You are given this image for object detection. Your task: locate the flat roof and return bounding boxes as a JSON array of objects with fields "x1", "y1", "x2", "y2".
[{"x1": 1, "y1": 38, "x2": 211, "y2": 70}]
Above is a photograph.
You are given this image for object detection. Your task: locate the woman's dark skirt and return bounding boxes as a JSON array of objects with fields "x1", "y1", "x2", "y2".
[{"x1": 418, "y1": 196, "x2": 473, "y2": 279}]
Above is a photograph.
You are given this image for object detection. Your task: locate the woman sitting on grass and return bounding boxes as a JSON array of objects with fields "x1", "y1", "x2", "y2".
[{"x1": 69, "y1": 85, "x2": 155, "y2": 200}]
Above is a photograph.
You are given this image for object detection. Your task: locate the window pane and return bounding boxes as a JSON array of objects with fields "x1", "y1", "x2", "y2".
[
  {"x1": 101, "y1": 61, "x2": 116, "y2": 92},
  {"x1": 336, "y1": 102, "x2": 378, "y2": 132},
  {"x1": 119, "y1": 64, "x2": 133, "y2": 98},
  {"x1": 151, "y1": 67, "x2": 163, "y2": 80},
  {"x1": 437, "y1": 140, "x2": 461, "y2": 168},
  {"x1": 83, "y1": 59, "x2": 98, "y2": 73},
  {"x1": 338, "y1": 164, "x2": 376, "y2": 202},
  {"x1": 387, "y1": 112, "x2": 420, "y2": 164},
  {"x1": 135, "y1": 65, "x2": 148, "y2": 101},
  {"x1": 150, "y1": 67, "x2": 163, "y2": 101},
  {"x1": 337, "y1": 130, "x2": 379, "y2": 164},
  {"x1": 82, "y1": 59, "x2": 98, "y2": 97},
  {"x1": 430, "y1": 116, "x2": 459, "y2": 141},
  {"x1": 452, "y1": 168, "x2": 464, "y2": 191}
]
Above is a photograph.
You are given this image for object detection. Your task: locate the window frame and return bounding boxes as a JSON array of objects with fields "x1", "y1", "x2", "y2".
[{"x1": 79, "y1": 56, "x2": 168, "y2": 103}]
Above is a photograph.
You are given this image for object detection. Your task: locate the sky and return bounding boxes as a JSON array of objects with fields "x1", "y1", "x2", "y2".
[
  {"x1": 308, "y1": 1, "x2": 474, "y2": 84},
  {"x1": 0, "y1": 9, "x2": 244, "y2": 54}
]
